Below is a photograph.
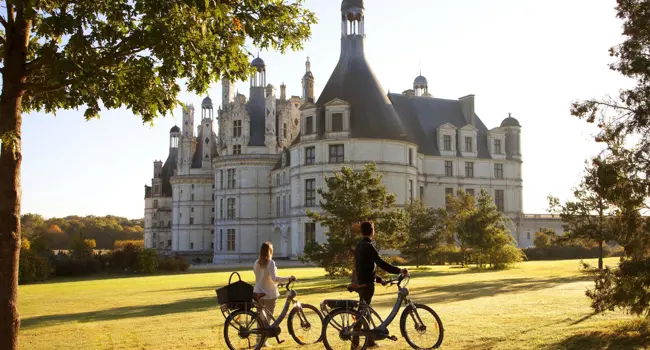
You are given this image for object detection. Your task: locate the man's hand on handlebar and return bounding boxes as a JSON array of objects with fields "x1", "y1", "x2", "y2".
[
  {"x1": 400, "y1": 268, "x2": 410, "y2": 277},
  {"x1": 289, "y1": 276, "x2": 297, "y2": 282}
]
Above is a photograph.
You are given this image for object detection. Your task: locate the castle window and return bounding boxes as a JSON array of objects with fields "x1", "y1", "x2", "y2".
[
  {"x1": 227, "y1": 198, "x2": 236, "y2": 219},
  {"x1": 494, "y1": 139, "x2": 502, "y2": 154},
  {"x1": 444, "y1": 161, "x2": 453, "y2": 176},
  {"x1": 467, "y1": 189, "x2": 475, "y2": 197},
  {"x1": 191, "y1": 207, "x2": 194, "y2": 213},
  {"x1": 409, "y1": 180, "x2": 414, "y2": 200},
  {"x1": 227, "y1": 229, "x2": 236, "y2": 251},
  {"x1": 219, "y1": 170, "x2": 224, "y2": 189},
  {"x1": 305, "y1": 116, "x2": 314, "y2": 134},
  {"x1": 219, "y1": 198, "x2": 223, "y2": 219},
  {"x1": 305, "y1": 222, "x2": 316, "y2": 243},
  {"x1": 305, "y1": 147, "x2": 315, "y2": 165},
  {"x1": 219, "y1": 229, "x2": 224, "y2": 251},
  {"x1": 495, "y1": 190, "x2": 505, "y2": 212},
  {"x1": 153, "y1": 185, "x2": 159, "y2": 194},
  {"x1": 233, "y1": 144, "x2": 241, "y2": 155},
  {"x1": 331, "y1": 113, "x2": 343, "y2": 132},
  {"x1": 276, "y1": 196, "x2": 281, "y2": 217},
  {"x1": 305, "y1": 179, "x2": 316, "y2": 206},
  {"x1": 227, "y1": 169, "x2": 236, "y2": 188},
  {"x1": 211, "y1": 217, "x2": 215, "y2": 224},
  {"x1": 465, "y1": 162, "x2": 474, "y2": 178},
  {"x1": 192, "y1": 184, "x2": 195, "y2": 189},
  {"x1": 443, "y1": 135, "x2": 452, "y2": 151},
  {"x1": 153, "y1": 200, "x2": 158, "y2": 209},
  {"x1": 494, "y1": 164, "x2": 504, "y2": 179},
  {"x1": 233, "y1": 120, "x2": 242, "y2": 137},
  {"x1": 190, "y1": 242, "x2": 194, "y2": 249},
  {"x1": 465, "y1": 137, "x2": 473, "y2": 152},
  {"x1": 283, "y1": 195, "x2": 287, "y2": 216},
  {"x1": 420, "y1": 186, "x2": 424, "y2": 199},
  {"x1": 408, "y1": 148, "x2": 413, "y2": 166},
  {"x1": 329, "y1": 144, "x2": 344, "y2": 163},
  {"x1": 189, "y1": 217, "x2": 194, "y2": 225},
  {"x1": 191, "y1": 194, "x2": 194, "y2": 201},
  {"x1": 283, "y1": 123, "x2": 288, "y2": 139}
]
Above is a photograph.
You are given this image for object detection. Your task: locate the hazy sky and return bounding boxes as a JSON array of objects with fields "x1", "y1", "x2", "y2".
[{"x1": 21, "y1": 0, "x2": 627, "y2": 219}]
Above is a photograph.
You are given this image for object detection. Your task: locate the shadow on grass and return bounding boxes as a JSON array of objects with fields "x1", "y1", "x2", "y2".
[
  {"x1": 549, "y1": 320, "x2": 650, "y2": 350},
  {"x1": 21, "y1": 296, "x2": 216, "y2": 330},
  {"x1": 369, "y1": 275, "x2": 593, "y2": 308}
]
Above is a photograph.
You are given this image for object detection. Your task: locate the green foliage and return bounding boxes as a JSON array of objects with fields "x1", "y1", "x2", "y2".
[
  {"x1": 398, "y1": 199, "x2": 441, "y2": 267},
  {"x1": 112, "y1": 242, "x2": 144, "y2": 272},
  {"x1": 21, "y1": 214, "x2": 144, "y2": 250},
  {"x1": 534, "y1": 228, "x2": 560, "y2": 248},
  {"x1": 523, "y1": 245, "x2": 617, "y2": 261},
  {"x1": 584, "y1": 258, "x2": 650, "y2": 318},
  {"x1": 68, "y1": 235, "x2": 96, "y2": 259},
  {"x1": 158, "y1": 256, "x2": 190, "y2": 272},
  {"x1": 439, "y1": 188, "x2": 519, "y2": 269},
  {"x1": 137, "y1": 249, "x2": 159, "y2": 274},
  {"x1": 18, "y1": 238, "x2": 49, "y2": 284},
  {"x1": 549, "y1": 161, "x2": 617, "y2": 269},
  {"x1": 114, "y1": 240, "x2": 145, "y2": 251},
  {"x1": 300, "y1": 163, "x2": 403, "y2": 278}
]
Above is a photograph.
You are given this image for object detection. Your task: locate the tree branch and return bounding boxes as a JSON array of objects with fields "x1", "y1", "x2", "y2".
[
  {"x1": 0, "y1": 15, "x2": 7, "y2": 28},
  {"x1": 22, "y1": 78, "x2": 78, "y2": 94}
]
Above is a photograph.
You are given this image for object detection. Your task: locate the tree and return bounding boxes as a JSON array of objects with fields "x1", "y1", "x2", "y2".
[
  {"x1": 399, "y1": 199, "x2": 440, "y2": 268},
  {"x1": 20, "y1": 214, "x2": 45, "y2": 238},
  {"x1": 0, "y1": 2, "x2": 316, "y2": 347},
  {"x1": 549, "y1": 160, "x2": 617, "y2": 270},
  {"x1": 533, "y1": 228, "x2": 559, "y2": 248},
  {"x1": 568, "y1": 0, "x2": 650, "y2": 317},
  {"x1": 300, "y1": 163, "x2": 403, "y2": 278},
  {"x1": 440, "y1": 188, "x2": 522, "y2": 269}
]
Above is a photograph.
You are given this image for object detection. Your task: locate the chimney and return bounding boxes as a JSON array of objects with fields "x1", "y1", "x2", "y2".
[
  {"x1": 280, "y1": 83, "x2": 287, "y2": 100},
  {"x1": 459, "y1": 95, "x2": 475, "y2": 126}
]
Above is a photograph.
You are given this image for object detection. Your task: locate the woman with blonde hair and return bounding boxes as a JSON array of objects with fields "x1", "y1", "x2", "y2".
[{"x1": 253, "y1": 242, "x2": 295, "y2": 343}]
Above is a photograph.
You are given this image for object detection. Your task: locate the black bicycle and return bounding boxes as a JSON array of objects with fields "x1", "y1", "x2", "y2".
[
  {"x1": 222, "y1": 280, "x2": 323, "y2": 349},
  {"x1": 321, "y1": 274, "x2": 444, "y2": 349}
]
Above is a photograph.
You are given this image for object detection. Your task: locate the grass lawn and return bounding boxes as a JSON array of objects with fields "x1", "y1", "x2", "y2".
[{"x1": 18, "y1": 258, "x2": 649, "y2": 349}]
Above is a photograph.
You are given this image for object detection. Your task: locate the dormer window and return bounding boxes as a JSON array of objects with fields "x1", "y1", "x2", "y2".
[
  {"x1": 494, "y1": 139, "x2": 502, "y2": 154},
  {"x1": 332, "y1": 113, "x2": 343, "y2": 132},
  {"x1": 465, "y1": 137, "x2": 473, "y2": 152},
  {"x1": 443, "y1": 135, "x2": 452, "y2": 151},
  {"x1": 233, "y1": 144, "x2": 241, "y2": 155},
  {"x1": 305, "y1": 116, "x2": 314, "y2": 135}
]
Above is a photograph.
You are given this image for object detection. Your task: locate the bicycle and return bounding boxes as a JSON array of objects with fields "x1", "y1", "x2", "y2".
[
  {"x1": 321, "y1": 274, "x2": 444, "y2": 349},
  {"x1": 222, "y1": 280, "x2": 323, "y2": 349}
]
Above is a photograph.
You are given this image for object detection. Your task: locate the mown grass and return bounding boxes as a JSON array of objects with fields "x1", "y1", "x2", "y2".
[{"x1": 18, "y1": 258, "x2": 649, "y2": 349}]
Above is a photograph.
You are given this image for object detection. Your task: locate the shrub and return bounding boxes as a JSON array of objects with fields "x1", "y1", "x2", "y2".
[
  {"x1": 158, "y1": 256, "x2": 190, "y2": 272},
  {"x1": 19, "y1": 249, "x2": 49, "y2": 284},
  {"x1": 523, "y1": 245, "x2": 615, "y2": 261},
  {"x1": 137, "y1": 249, "x2": 159, "y2": 273},
  {"x1": 52, "y1": 256, "x2": 100, "y2": 276},
  {"x1": 430, "y1": 246, "x2": 463, "y2": 265},
  {"x1": 490, "y1": 244, "x2": 525, "y2": 269},
  {"x1": 111, "y1": 242, "x2": 143, "y2": 272},
  {"x1": 114, "y1": 240, "x2": 144, "y2": 251}
]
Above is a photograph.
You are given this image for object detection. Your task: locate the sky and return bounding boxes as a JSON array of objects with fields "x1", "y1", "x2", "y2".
[{"x1": 21, "y1": 0, "x2": 629, "y2": 220}]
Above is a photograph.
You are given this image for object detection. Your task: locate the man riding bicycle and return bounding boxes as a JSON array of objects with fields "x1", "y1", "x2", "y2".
[{"x1": 350, "y1": 221, "x2": 409, "y2": 348}]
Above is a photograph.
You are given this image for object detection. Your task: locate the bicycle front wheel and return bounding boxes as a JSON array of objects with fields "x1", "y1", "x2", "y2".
[
  {"x1": 400, "y1": 303, "x2": 444, "y2": 349},
  {"x1": 224, "y1": 309, "x2": 265, "y2": 350},
  {"x1": 322, "y1": 308, "x2": 370, "y2": 350},
  {"x1": 287, "y1": 303, "x2": 323, "y2": 345}
]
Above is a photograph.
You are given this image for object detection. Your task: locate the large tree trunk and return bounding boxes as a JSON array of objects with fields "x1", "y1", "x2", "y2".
[{"x1": 0, "y1": 12, "x2": 30, "y2": 350}]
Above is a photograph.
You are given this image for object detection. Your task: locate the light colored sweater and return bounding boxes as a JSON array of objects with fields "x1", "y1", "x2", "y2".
[{"x1": 253, "y1": 259, "x2": 290, "y2": 299}]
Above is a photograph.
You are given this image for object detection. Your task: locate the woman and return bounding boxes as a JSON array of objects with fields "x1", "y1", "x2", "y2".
[{"x1": 253, "y1": 242, "x2": 296, "y2": 330}]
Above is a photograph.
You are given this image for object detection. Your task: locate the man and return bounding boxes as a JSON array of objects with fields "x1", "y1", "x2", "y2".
[{"x1": 352, "y1": 221, "x2": 408, "y2": 348}]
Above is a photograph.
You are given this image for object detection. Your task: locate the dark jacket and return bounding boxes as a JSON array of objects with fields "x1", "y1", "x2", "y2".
[{"x1": 354, "y1": 237, "x2": 401, "y2": 284}]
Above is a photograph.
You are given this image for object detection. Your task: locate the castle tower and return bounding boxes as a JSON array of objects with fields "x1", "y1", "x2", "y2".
[
  {"x1": 265, "y1": 84, "x2": 278, "y2": 153},
  {"x1": 177, "y1": 104, "x2": 195, "y2": 175},
  {"x1": 201, "y1": 96, "x2": 214, "y2": 169},
  {"x1": 222, "y1": 77, "x2": 234, "y2": 111},
  {"x1": 302, "y1": 57, "x2": 315, "y2": 103}
]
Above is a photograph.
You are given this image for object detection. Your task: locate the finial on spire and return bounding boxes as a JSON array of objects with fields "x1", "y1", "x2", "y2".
[
  {"x1": 509, "y1": 112, "x2": 512, "y2": 118},
  {"x1": 306, "y1": 56, "x2": 311, "y2": 72}
]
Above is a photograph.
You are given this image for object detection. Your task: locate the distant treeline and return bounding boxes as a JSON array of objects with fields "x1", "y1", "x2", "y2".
[{"x1": 21, "y1": 214, "x2": 144, "y2": 250}]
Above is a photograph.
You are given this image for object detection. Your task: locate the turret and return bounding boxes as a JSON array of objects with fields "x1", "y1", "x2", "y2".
[
  {"x1": 413, "y1": 73, "x2": 428, "y2": 97},
  {"x1": 201, "y1": 96, "x2": 214, "y2": 168},
  {"x1": 280, "y1": 83, "x2": 287, "y2": 100},
  {"x1": 302, "y1": 57, "x2": 315, "y2": 103},
  {"x1": 222, "y1": 77, "x2": 234, "y2": 111}
]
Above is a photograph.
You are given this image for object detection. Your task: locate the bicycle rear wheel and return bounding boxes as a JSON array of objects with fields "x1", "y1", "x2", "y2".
[
  {"x1": 224, "y1": 309, "x2": 265, "y2": 350},
  {"x1": 399, "y1": 303, "x2": 444, "y2": 349},
  {"x1": 322, "y1": 308, "x2": 370, "y2": 350},
  {"x1": 287, "y1": 303, "x2": 323, "y2": 345}
]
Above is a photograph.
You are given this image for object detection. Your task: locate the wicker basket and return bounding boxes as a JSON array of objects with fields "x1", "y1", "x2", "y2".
[{"x1": 216, "y1": 272, "x2": 254, "y2": 306}]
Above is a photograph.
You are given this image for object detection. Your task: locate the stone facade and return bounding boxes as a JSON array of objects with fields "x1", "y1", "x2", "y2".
[{"x1": 144, "y1": 0, "x2": 562, "y2": 263}]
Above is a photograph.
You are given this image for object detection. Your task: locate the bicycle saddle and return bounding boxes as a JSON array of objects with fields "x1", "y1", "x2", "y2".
[{"x1": 347, "y1": 283, "x2": 367, "y2": 292}]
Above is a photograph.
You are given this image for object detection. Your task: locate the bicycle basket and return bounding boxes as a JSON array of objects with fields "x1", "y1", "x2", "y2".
[{"x1": 215, "y1": 272, "x2": 254, "y2": 306}]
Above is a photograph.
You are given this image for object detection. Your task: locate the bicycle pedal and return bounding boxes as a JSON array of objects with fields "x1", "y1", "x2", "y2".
[{"x1": 387, "y1": 335, "x2": 398, "y2": 342}]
